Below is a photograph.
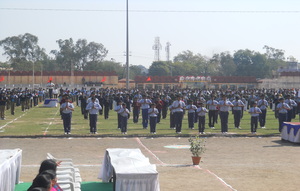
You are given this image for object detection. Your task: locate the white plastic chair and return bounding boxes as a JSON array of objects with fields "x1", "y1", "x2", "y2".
[{"x1": 46, "y1": 153, "x2": 82, "y2": 189}]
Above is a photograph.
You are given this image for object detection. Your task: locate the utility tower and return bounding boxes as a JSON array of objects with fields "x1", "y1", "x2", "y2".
[
  {"x1": 152, "y1": 37, "x2": 162, "y2": 61},
  {"x1": 165, "y1": 42, "x2": 171, "y2": 62}
]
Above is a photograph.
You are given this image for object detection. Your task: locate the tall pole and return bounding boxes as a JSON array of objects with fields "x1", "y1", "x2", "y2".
[
  {"x1": 126, "y1": 0, "x2": 129, "y2": 89},
  {"x1": 8, "y1": 70, "x2": 10, "y2": 87},
  {"x1": 41, "y1": 64, "x2": 43, "y2": 87},
  {"x1": 32, "y1": 63, "x2": 34, "y2": 89}
]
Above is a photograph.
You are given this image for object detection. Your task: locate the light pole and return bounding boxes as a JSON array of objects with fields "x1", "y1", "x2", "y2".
[
  {"x1": 126, "y1": 0, "x2": 129, "y2": 89},
  {"x1": 41, "y1": 63, "x2": 43, "y2": 87},
  {"x1": 7, "y1": 68, "x2": 13, "y2": 87},
  {"x1": 32, "y1": 62, "x2": 34, "y2": 89}
]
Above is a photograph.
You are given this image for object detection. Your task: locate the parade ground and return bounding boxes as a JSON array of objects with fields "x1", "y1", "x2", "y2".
[{"x1": 0, "y1": 105, "x2": 300, "y2": 190}]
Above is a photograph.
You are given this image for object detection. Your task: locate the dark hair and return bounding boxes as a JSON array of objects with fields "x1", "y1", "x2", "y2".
[
  {"x1": 39, "y1": 159, "x2": 57, "y2": 174},
  {"x1": 27, "y1": 187, "x2": 48, "y2": 191},
  {"x1": 39, "y1": 170, "x2": 56, "y2": 180},
  {"x1": 27, "y1": 174, "x2": 52, "y2": 191}
]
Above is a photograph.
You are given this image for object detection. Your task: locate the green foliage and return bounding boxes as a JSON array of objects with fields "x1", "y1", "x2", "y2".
[
  {"x1": 50, "y1": 38, "x2": 108, "y2": 71},
  {"x1": 0, "y1": 33, "x2": 46, "y2": 70},
  {"x1": 148, "y1": 61, "x2": 170, "y2": 76},
  {"x1": 188, "y1": 136, "x2": 206, "y2": 157},
  {"x1": 213, "y1": 52, "x2": 236, "y2": 76},
  {"x1": 171, "y1": 51, "x2": 216, "y2": 76},
  {"x1": 0, "y1": 33, "x2": 294, "y2": 78},
  {"x1": 129, "y1": 65, "x2": 143, "y2": 79}
]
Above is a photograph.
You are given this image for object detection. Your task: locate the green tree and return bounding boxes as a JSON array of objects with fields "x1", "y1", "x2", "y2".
[
  {"x1": 172, "y1": 50, "x2": 213, "y2": 76},
  {"x1": 51, "y1": 38, "x2": 108, "y2": 71},
  {"x1": 233, "y1": 49, "x2": 270, "y2": 78},
  {"x1": 172, "y1": 61, "x2": 197, "y2": 76},
  {"x1": 263, "y1": 45, "x2": 287, "y2": 74},
  {"x1": 148, "y1": 61, "x2": 170, "y2": 76},
  {"x1": 215, "y1": 52, "x2": 236, "y2": 76},
  {"x1": 51, "y1": 38, "x2": 75, "y2": 71},
  {"x1": 0, "y1": 33, "x2": 47, "y2": 70},
  {"x1": 263, "y1": 45, "x2": 285, "y2": 60},
  {"x1": 173, "y1": 50, "x2": 197, "y2": 63},
  {"x1": 129, "y1": 65, "x2": 142, "y2": 79}
]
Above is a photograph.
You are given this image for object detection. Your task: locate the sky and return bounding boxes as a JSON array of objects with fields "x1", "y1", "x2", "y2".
[{"x1": 0, "y1": 0, "x2": 300, "y2": 68}]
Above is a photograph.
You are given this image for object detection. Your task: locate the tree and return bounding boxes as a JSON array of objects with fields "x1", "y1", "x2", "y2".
[
  {"x1": 172, "y1": 61, "x2": 197, "y2": 76},
  {"x1": 129, "y1": 65, "x2": 142, "y2": 79},
  {"x1": 263, "y1": 45, "x2": 285, "y2": 60},
  {"x1": 50, "y1": 38, "x2": 75, "y2": 71},
  {"x1": 173, "y1": 50, "x2": 197, "y2": 63},
  {"x1": 233, "y1": 49, "x2": 270, "y2": 78},
  {"x1": 263, "y1": 45, "x2": 288, "y2": 75},
  {"x1": 0, "y1": 33, "x2": 46, "y2": 70},
  {"x1": 217, "y1": 52, "x2": 236, "y2": 76},
  {"x1": 77, "y1": 40, "x2": 108, "y2": 71},
  {"x1": 51, "y1": 38, "x2": 108, "y2": 71},
  {"x1": 172, "y1": 51, "x2": 214, "y2": 76},
  {"x1": 148, "y1": 61, "x2": 170, "y2": 76}
]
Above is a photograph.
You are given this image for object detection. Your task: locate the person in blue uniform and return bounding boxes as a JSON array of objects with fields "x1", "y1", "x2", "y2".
[
  {"x1": 277, "y1": 97, "x2": 290, "y2": 132},
  {"x1": 232, "y1": 96, "x2": 245, "y2": 129},
  {"x1": 248, "y1": 101, "x2": 262, "y2": 134},
  {"x1": 185, "y1": 100, "x2": 197, "y2": 129},
  {"x1": 171, "y1": 95, "x2": 186, "y2": 134},
  {"x1": 206, "y1": 95, "x2": 219, "y2": 129},
  {"x1": 196, "y1": 102, "x2": 208, "y2": 134},
  {"x1": 114, "y1": 101, "x2": 123, "y2": 130},
  {"x1": 218, "y1": 94, "x2": 233, "y2": 134},
  {"x1": 257, "y1": 94, "x2": 268, "y2": 128},
  {"x1": 138, "y1": 95, "x2": 152, "y2": 129},
  {"x1": 148, "y1": 103, "x2": 159, "y2": 134},
  {"x1": 103, "y1": 95, "x2": 111, "y2": 119},
  {"x1": 119, "y1": 103, "x2": 130, "y2": 134},
  {"x1": 60, "y1": 96, "x2": 75, "y2": 134},
  {"x1": 86, "y1": 97, "x2": 102, "y2": 134},
  {"x1": 284, "y1": 94, "x2": 297, "y2": 122}
]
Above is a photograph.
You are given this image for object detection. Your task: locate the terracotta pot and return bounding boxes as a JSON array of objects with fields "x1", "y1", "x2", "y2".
[{"x1": 192, "y1": 156, "x2": 201, "y2": 165}]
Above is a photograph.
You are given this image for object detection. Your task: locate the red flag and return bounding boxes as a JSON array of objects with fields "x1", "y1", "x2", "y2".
[
  {"x1": 101, "y1": 77, "x2": 106, "y2": 82},
  {"x1": 146, "y1": 77, "x2": 151, "y2": 82},
  {"x1": 47, "y1": 77, "x2": 53, "y2": 83},
  {"x1": 0, "y1": 76, "x2": 4, "y2": 82}
]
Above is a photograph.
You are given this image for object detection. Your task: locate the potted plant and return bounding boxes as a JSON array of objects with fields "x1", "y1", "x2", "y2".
[{"x1": 188, "y1": 136, "x2": 206, "y2": 165}]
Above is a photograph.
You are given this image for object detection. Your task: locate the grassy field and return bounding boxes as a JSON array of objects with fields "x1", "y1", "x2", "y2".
[{"x1": 0, "y1": 103, "x2": 288, "y2": 137}]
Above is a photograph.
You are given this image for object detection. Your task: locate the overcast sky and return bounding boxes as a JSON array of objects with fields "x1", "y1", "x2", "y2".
[{"x1": 1, "y1": 0, "x2": 300, "y2": 68}]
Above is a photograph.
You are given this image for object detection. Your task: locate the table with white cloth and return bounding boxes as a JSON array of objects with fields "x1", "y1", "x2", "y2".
[
  {"x1": 281, "y1": 122, "x2": 300, "y2": 143},
  {"x1": 43, "y1": 98, "x2": 58, "y2": 107},
  {"x1": 0, "y1": 149, "x2": 22, "y2": 191},
  {"x1": 98, "y1": 148, "x2": 160, "y2": 191}
]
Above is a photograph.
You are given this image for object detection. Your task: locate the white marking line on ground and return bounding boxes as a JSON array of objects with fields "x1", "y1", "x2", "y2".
[
  {"x1": 136, "y1": 137, "x2": 238, "y2": 191},
  {"x1": 0, "y1": 112, "x2": 27, "y2": 130},
  {"x1": 43, "y1": 109, "x2": 60, "y2": 135},
  {"x1": 194, "y1": 165, "x2": 238, "y2": 191},
  {"x1": 135, "y1": 137, "x2": 166, "y2": 165}
]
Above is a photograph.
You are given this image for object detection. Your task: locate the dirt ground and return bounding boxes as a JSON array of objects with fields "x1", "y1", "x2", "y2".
[{"x1": 1, "y1": 136, "x2": 300, "y2": 191}]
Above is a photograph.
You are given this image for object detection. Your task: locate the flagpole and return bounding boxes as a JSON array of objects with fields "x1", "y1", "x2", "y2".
[{"x1": 126, "y1": 0, "x2": 129, "y2": 89}]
